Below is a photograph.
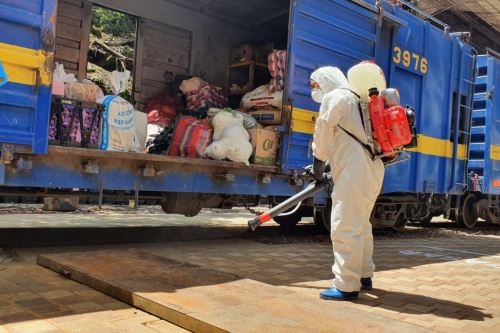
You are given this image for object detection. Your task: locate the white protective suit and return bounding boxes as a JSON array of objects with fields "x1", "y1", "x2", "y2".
[{"x1": 311, "y1": 67, "x2": 385, "y2": 292}]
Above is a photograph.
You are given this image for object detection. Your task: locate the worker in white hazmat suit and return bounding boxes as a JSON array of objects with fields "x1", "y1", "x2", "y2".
[{"x1": 310, "y1": 66, "x2": 385, "y2": 301}]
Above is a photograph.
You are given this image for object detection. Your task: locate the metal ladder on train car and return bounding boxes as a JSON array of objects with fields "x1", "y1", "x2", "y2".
[
  {"x1": 467, "y1": 57, "x2": 489, "y2": 192},
  {"x1": 449, "y1": 46, "x2": 476, "y2": 192}
]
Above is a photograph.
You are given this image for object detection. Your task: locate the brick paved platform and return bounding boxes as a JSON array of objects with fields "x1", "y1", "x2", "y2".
[
  {"x1": 1, "y1": 233, "x2": 498, "y2": 332},
  {"x1": 0, "y1": 264, "x2": 187, "y2": 333},
  {"x1": 139, "y1": 236, "x2": 500, "y2": 333}
]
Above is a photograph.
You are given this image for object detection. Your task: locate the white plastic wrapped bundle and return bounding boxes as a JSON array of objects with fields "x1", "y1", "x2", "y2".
[{"x1": 205, "y1": 111, "x2": 253, "y2": 165}]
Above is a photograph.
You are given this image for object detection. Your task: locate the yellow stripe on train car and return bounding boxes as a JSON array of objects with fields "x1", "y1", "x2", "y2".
[
  {"x1": 291, "y1": 108, "x2": 467, "y2": 160},
  {"x1": 489, "y1": 145, "x2": 500, "y2": 161},
  {"x1": 405, "y1": 135, "x2": 467, "y2": 160},
  {"x1": 0, "y1": 42, "x2": 53, "y2": 86}
]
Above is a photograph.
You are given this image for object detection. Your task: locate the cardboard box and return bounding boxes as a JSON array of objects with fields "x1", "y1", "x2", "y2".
[
  {"x1": 248, "y1": 128, "x2": 279, "y2": 166},
  {"x1": 64, "y1": 82, "x2": 104, "y2": 102},
  {"x1": 231, "y1": 42, "x2": 274, "y2": 64},
  {"x1": 231, "y1": 43, "x2": 255, "y2": 64}
]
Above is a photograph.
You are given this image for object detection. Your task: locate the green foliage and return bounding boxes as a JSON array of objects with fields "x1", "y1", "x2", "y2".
[{"x1": 92, "y1": 7, "x2": 136, "y2": 37}]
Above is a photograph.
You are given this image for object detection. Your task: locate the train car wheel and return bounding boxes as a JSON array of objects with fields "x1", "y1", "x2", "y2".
[
  {"x1": 456, "y1": 194, "x2": 478, "y2": 229},
  {"x1": 417, "y1": 214, "x2": 433, "y2": 226},
  {"x1": 314, "y1": 204, "x2": 331, "y2": 233},
  {"x1": 391, "y1": 214, "x2": 407, "y2": 231},
  {"x1": 485, "y1": 209, "x2": 500, "y2": 225}
]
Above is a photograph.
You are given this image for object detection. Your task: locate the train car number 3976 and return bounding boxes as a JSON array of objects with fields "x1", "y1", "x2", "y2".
[{"x1": 393, "y1": 46, "x2": 428, "y2": 74}]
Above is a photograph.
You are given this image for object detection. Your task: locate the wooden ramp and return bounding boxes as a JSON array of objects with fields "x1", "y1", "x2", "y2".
[{"x1": 38, "y1": 250, "x2": 431, "y2": 333}]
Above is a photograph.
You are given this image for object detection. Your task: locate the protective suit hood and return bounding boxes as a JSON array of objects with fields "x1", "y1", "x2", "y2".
[{"x1": 310, "y1": 66, "x2": 350, "y2": 102}]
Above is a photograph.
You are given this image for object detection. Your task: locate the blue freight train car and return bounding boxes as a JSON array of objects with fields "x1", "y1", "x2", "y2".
[
  {"x1": 451, "y1": 54, "x2": 500, "y2": 229},
  {"x1": 0, "y1": 0, "x2": 476, "y2": 230}
]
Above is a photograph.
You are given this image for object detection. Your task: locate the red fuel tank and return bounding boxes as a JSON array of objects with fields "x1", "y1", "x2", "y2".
[{"x1": 368, "y1": 89, "x2": 413, "y2": 156}]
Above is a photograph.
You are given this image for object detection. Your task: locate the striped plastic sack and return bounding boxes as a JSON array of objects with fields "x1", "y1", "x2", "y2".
[
  {"x1": 268, "y1": 50, "x2": 287, "y2": 92},
  {"x1": 168, "y1": 117, "x2": 213, "y2": 158}
]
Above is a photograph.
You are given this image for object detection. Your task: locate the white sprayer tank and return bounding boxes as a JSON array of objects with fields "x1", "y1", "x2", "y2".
[{"x1": 347, "y1": 61, "x2": 387, "y2": 103}]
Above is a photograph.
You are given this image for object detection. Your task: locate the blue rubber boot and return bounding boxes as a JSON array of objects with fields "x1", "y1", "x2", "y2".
[
  {"x1": 361, "y1": 278, "x2": 373, "y2": 290},
  {"x1": 319, "y1": 288, "x2": 359, "y2": 301}
]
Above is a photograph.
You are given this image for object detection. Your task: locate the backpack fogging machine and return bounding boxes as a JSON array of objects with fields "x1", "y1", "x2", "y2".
[{"x1": 248, "y1": 176, "x2": 332, "y2": 231}]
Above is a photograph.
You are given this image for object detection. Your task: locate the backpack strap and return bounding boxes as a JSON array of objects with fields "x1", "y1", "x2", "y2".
[
  {"x1": 340, "y1": 88, "x2": 367, "y2": 130},
  {"x1": 340, "y1": 87, "x2": 360, "y2": 99},
  {"x1": 338, "y1": 88, "x2": 376, "y2": 160},
  {"x1": 338, "y1": 125, "x2": 376, "y2": 160}
]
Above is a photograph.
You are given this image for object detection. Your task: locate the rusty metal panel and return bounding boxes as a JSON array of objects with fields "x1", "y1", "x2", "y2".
[{"x1": 38, "y1": 250, "x2": 430, "y2": 333}]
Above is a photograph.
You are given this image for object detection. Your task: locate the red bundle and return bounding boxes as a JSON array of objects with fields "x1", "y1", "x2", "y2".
[{"x1": 145, "y1": 94, "x2": 181, "y2": 126}]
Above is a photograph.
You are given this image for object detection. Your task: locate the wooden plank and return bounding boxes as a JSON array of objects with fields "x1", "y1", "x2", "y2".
[
  {"x1": 134, "y1": 19, "x2": 146, "y2": 97},
  {"x1": 141, "y1": 78, "x2": 167, "y2": 89},
  {"x1": 60, "y1": 0, "x2": 83, "y2": 7},
  {"x1": 139, "y1": 85, "x2": 166, "y2": 100},
  {"x1": 56, "y1": 15, "x2": 82, "y2": 28},
  {"x1": 134, "y1": 18, "x2": 192, "y2": 108},
  {"x1": 56, "y1": 22, "x2": 82, "y2": 42},
  {"x1": 143, "y1": 47, "x2": 189, "y2": 69},
  {"x1": 46, "y1": 146, "x2": 279, "y2": 172},
  {"x1": 38, "y1": 250, "x2": 430, "y2": 333},
  {"x1": 55, "y1": 37, "x2": 80, "y2": 49},
  {"x1": 58, "y1": 1, "x2": 85, "y2": 20},
  {"x1": 142, "y1": 28, "x2": 191, "y2": 50},
  {"x1": 143, "y1": 20, "x2": 191, "y2": 39},
  {"x1": 143, "y1": 40, "x2": 190, "y2": 60},
  {"x1": 77, "y1": 0, "x2": 92, "y2": 80},
  {"x1": 142, "y1": 58, "x2": 188, "y2": 73},
  {"x1": 141, "y1": 65, "x2": 171, "y2": 82},
  {"x1": 55, "y1": 45, "x2": 80, "y2": 62}
]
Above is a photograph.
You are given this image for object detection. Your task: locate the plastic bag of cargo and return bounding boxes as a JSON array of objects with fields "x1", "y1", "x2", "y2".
[
  {"x1": 145, "y1": 124, "x2": 164, "y2": 152},
  {"x1": 99, "y1": 70, "x2": 140, "y2": 152},
  {"x1": 207, "y1": 108, "x2": 257, "y2": 129},
  {"x1": 241, "y1": 84, "x2": 283, "y2": 109},
  {"x1": 134, "y1": 111, "x2": 148, "y2": 152},
  {"x1": 179, "y1": 77, "x2": 204, "y2": 95},
  {"x1": 53, "y1": 62, "x2": 77, "y2": 83},
  {"x1": 205, "y1": 110, "x2": 253, "y2": 165},
  {"x1": 52, "y1": 62, "x2": 76, "y2": 96}
]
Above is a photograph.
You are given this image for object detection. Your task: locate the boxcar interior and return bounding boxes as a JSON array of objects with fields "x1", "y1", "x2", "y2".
[{"x1": 52, "y1": 0, "x2": 293, "y2": 170}]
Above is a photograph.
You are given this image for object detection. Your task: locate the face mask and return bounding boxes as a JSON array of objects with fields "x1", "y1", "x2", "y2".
[{"x1": 311, "y1": 89, "x2": 324, "y2": 103}]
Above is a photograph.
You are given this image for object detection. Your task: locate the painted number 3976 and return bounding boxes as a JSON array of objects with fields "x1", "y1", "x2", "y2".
[{"x1": 393, "y1": 47, "x2": 428, "y2": 74}]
